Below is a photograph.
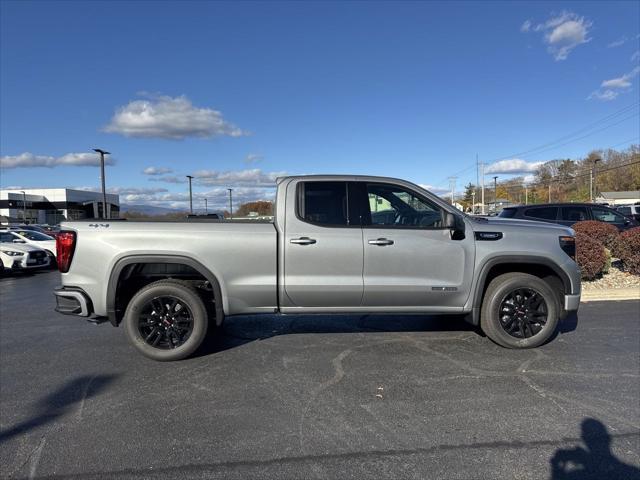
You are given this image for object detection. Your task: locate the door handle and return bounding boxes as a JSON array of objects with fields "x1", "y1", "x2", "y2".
[
  {"x1": 290, "y1": 237, "x2": 317, "y2": 245},
  {"x1": 368, "y1": 238, "x2": 394, "y2": 246}
]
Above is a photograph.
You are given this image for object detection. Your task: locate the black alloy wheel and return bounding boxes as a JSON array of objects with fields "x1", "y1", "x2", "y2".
[
  {"x1": 137, "y1": 295, "x2": 195, "y2": 349},
  {"x1": 498, "y1": 288, "x2": 548, "y2": 339}
]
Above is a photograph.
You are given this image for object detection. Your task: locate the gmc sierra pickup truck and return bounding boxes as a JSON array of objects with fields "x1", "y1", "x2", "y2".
[{"x1": 54, "y1": 175, "x2": 581, "y2": 361}]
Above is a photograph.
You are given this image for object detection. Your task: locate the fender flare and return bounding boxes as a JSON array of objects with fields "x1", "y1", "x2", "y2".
[
  {"x1": 106, "y1": 254, "x2": 224, "y2": 327},
  {"x1": 468, "y1": 255, "x2": 571, "y2": 326}
]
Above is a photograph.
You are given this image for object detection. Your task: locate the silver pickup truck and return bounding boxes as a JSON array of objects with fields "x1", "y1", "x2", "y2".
[{"x1": 54, "y1": 175, "x2": 581, "y2": 361}]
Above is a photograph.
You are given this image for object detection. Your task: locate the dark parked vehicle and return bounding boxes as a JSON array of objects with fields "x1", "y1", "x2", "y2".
[
  {"x1": 499, "y1": 203, "x2": 639, "y2": 231},
  {"x1": 616, "y1": 204, "x2": 640, "y2": 222}
]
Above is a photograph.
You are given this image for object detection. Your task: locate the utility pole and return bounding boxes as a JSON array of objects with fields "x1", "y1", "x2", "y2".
[
  {"x1": 448, "y1": 176, "x2": 457, "y2": 206},
  {"x1": 227, "y1": 188, "x2": 233, "y2": 218},
  {"x1": 20, "y1": 191, "x2": 26, "y2": 223},
  {"x1": 493, "y1": 176, "x2": 498, "y2": 212},
  {"x1": 524, "y1": 184, "x2": 528, "y2": 205},
  {"x1": 204, "y1": 198, "x2": 208, "y2": 214},
  {"x1": 471, "y1": 190, "x2": 476, "y2": 214},
  {"x1": 592, "y1": 157, "x2": 601, "y2": 202},
  {"x1": 186, "y1": 175, "x2": 194, "y2": 214},
  {"x1": 589, "y1": 168, "x2": 593, "y2": 202},
  {"x1": 475, "y1": 154, "x2": 479, "y2": 194},
  {"x1": 480, "y1": 162, "x2": 485, "y2": 215},
  {"x1": 548, "y1": 183, "x2": 552, "y2": 202},
  {"x1": 93, "y1": 149, "x2": 110, "y2": 219}
]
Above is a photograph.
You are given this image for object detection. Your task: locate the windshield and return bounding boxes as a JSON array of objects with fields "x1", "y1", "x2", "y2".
[
  {"x1": 0, "y1": 232, "x2": 17, "y2": 243},
  {"x1": 13, "y1": 230, "x2": 54, "y2": 241}
]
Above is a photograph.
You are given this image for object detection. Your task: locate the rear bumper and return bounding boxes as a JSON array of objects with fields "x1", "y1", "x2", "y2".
[
  {"x1": 564, "y1": 293, "x2": 581, "y2": 311},
  {"x1": 54, "y1": 287, "x2": 92, "y2": 317}
]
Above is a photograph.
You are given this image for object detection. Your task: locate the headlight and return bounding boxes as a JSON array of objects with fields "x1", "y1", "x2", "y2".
[{"x1": 1, "y1": 250, "x2": 24, "y2": 256}]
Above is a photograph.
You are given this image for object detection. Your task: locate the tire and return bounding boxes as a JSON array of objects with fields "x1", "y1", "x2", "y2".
[
  {"x1": 480, "y1": 272, "x2": 559, "y2": 349},
  {"x1": 124, "y1": 279, "x2": 209, "y2": 361}
]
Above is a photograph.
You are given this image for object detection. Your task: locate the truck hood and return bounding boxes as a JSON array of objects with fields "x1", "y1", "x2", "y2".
[{"x1": 470, "y1": 217, "x2": 574, "y2": 235}]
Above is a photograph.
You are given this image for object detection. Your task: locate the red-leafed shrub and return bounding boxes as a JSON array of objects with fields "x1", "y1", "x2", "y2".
[
  {"x1": 572, "y1": 221, "x2": 619, "y2": 251},
  {"x1": 616, "y1": 227, "x2": 640, "y2": 275},
  {"x1": 575, "y1": 232, "x2": 607, "y2": 280}
]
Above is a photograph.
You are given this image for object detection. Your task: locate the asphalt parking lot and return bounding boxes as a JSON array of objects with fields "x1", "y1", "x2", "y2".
[{"x1": 0, "y1": 270, "x2": 639, "y2": 479}]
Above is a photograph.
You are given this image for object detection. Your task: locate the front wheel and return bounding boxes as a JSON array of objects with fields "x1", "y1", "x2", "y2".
[
  {"x1": 480, "y1": 273, "x2": 559, "y2": 349},
  {"x1": 124, "y1": 279, "x2": 209, "y2": 361}
]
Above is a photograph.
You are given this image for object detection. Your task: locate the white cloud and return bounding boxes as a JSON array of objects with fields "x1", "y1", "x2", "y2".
[
  {"x1": 523, "y1": 11, "x2": 592, "y2": 61},
  {"x1": 589, "y1": 66, "x2": 640, "y2": 101},
  {"x1": 142, "y1": 166, "x2": 173, "y2": 175},
  {"x1": 607, "y1": 37, "x2": 627, "y2": 48},
  {"x1": 632, "y1": 50, "x2": 640, "y2": 62},
  {"x1": 485, "y1": 159, "x2": 544, "y2": 175},
  {"x1": 193, "y1": 168, "x2": 287, "y2": 187},
  {"x1": 244, "y1": 153, "x2": 264, "y2": 165},
  {"x1": 520, "y1": 20, "x2": 532, "y2": 32},
  {"x1": 601, "y1": 66, "x2": 640, "y2": 89},
  {"x1": 148, "y1": 175, "x2": 188, "y2": 184},
  {"x1": 418, "y1": 184, "x2": 450, "y2": 196},
  {"x1": 0, "y1": 152, "x2": 115, "y2": 169},
  {"x1": 588, "y1": 89, "x2": 619, "y2": 101},
  {"x1": 104, "y1": 94, "x2": 249, "y2": 140}
]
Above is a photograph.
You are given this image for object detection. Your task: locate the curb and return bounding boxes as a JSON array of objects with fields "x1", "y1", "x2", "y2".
[{"x1": 581, "y1": 288, "x2": 640, "y2": 302}]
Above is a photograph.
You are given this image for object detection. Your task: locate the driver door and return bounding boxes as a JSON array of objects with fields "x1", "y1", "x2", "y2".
[{"x1": 357, "y1": 182, "x2": 475, "y2": 309}]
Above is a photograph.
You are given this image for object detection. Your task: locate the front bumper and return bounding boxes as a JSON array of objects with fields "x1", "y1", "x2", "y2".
[
  {"x1": 54, "y1": 287, "x2": 92, "y2": 317},
  {"x1": 564, "y1": 293, "x2": 581, "y2": 311}
]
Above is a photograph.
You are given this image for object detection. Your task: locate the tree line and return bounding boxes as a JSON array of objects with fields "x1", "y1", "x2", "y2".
[{"x1": 461, "y1": 144, "x2": 639, "y2": 209}]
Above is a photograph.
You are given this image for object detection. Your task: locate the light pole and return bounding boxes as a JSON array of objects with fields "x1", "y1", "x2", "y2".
[
  {"x1": 93, "y1": 149, "x2": 110, "y2": 219},
  {"x1": 524, "y1": 184, "x2": 528, "y2": 205},
  {"x1": 204, "y1": 198, "x2": 208, "y2": 215},
  {"x1": 227, "y1": 188, "x2": 233, "y2": 218},
  {"x1": 493, "y1": 176, "x2": 498, "y2": 212},
  {"x1": 480, "y1": 162, "x2": 485, "y2": 214},
  {"x1": 186, "y1": 175, "x2": 194, "y2": 214},
  {"x1": 20, "y1": 191, "x2": 26, "y2": 223}
]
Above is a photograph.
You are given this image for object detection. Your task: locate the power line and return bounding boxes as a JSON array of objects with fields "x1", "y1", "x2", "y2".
[{"x1": 489, "y1": 101, "x2": 640, "y2": 162}]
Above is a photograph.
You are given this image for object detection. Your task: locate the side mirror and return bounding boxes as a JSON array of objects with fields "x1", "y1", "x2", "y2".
[
  {"x1": 445, "y1": 213, "x2": 457, "y2": 229},
  {"x1": 12, "y1": 239, "x2": 25, "y2": 243}
]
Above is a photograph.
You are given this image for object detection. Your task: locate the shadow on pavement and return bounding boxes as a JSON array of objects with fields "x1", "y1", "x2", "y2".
[
  {"x1": 0, "y1": 374, "x2": 117, "y2": 444},
  {"x1": 196, "y1": 313, "x2": 480, "y2": 357},
  {"x1": 550, "y1": 418, "x2": 640, "y2": 479}
]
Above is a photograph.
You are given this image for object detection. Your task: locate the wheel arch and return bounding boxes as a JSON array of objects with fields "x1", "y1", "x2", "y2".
[
  {"x1": 468, "y1": 255, "x2": 570, "y2": 326},
  {"x1": 107, "y1": 255, "x2": 224, "y2": 327}
]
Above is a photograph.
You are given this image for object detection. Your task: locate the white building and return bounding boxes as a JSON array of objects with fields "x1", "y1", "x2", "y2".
[
  {"x1": 0, "y1": 188, "x2": 119, "y2": 225},
  {"x1": 596, "y1": 191, "x2": 640, "y2": 206}
]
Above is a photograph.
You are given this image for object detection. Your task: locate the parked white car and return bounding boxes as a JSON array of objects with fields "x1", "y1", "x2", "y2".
[
  {"x1": 0, "y1": 235, "x2": 51, "y2": 272},
  {"x1": 1, "y1": 228, "x2": 57, "y2": 258}
]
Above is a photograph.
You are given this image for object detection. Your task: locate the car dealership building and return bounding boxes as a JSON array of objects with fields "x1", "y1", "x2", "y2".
[{"x1": 0, "y1": 188, "x2": 119, "y2": 224}]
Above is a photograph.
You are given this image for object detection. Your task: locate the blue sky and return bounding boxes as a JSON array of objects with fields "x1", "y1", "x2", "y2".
[{"x1": 1, "y1": 1, "x2": 639, "y2": 209}]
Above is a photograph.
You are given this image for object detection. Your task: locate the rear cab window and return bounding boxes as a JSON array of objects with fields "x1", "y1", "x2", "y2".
[{"x1": 297, "y1": 181, "x2": 350, "y2": 226}]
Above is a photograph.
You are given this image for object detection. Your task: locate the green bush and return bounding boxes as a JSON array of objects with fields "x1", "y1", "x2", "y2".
[
  {"x1": 572, "y1": 221, "x2": 619, "y2": 252},
  {"x1": 575, "y1": 232, "x2": 607, "y2": 280}
]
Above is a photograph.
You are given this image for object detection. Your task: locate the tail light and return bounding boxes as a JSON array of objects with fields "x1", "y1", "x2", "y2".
[
  {"x1": 56, "y1": 231, "x2": 77, "y2": 273},
  {"x1": 559, "y1": 236, "x2": 575, "y2": 260}
]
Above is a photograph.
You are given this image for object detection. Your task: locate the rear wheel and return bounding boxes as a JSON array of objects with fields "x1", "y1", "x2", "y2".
[
  {"x1": 480, "y1": 273, "x2": 559, "y2": 348},
  {"x1": 124, "y1": 279, "x2": 209, "y2": 361}
]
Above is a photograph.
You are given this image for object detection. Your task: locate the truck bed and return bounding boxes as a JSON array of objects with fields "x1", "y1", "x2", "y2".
[{"x1": 61, "y1": 221, "x2": 278, "y2": 317}]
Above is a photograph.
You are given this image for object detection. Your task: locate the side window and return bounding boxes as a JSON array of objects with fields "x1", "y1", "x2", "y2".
[
  {"x1": 560, "y1": 206, "x2": 588, "y2": 222},
  {"x1": 298, "y1": 182, "x2": 349, "y2": 226},
  {"x1": 592, "y1": 207, "x2": 625, "y2": 224},
  {"x1": 524, "y1": 207, "x2": 558, "y2": 220},
  {"x1": 365, "y1": 183, "x2": 443, "y2": 228}
]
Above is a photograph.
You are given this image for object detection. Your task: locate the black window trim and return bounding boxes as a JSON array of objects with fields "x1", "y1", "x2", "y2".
[{"x1": 523, "y1": 206, "x2": 560, "y2": 221}]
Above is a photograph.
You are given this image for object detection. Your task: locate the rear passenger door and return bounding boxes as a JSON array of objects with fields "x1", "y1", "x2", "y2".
[
  {"x1": 559, "y1": 206, "x2": 589, "y2": 227},
  {"x1": 282, "y1": 181, "x2": 364, "y2": 308}
]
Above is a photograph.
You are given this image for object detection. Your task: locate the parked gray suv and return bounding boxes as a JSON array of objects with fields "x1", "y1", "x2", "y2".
[{"x1": 53, "y1": 175, "x2": 581, "y2": 361}]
